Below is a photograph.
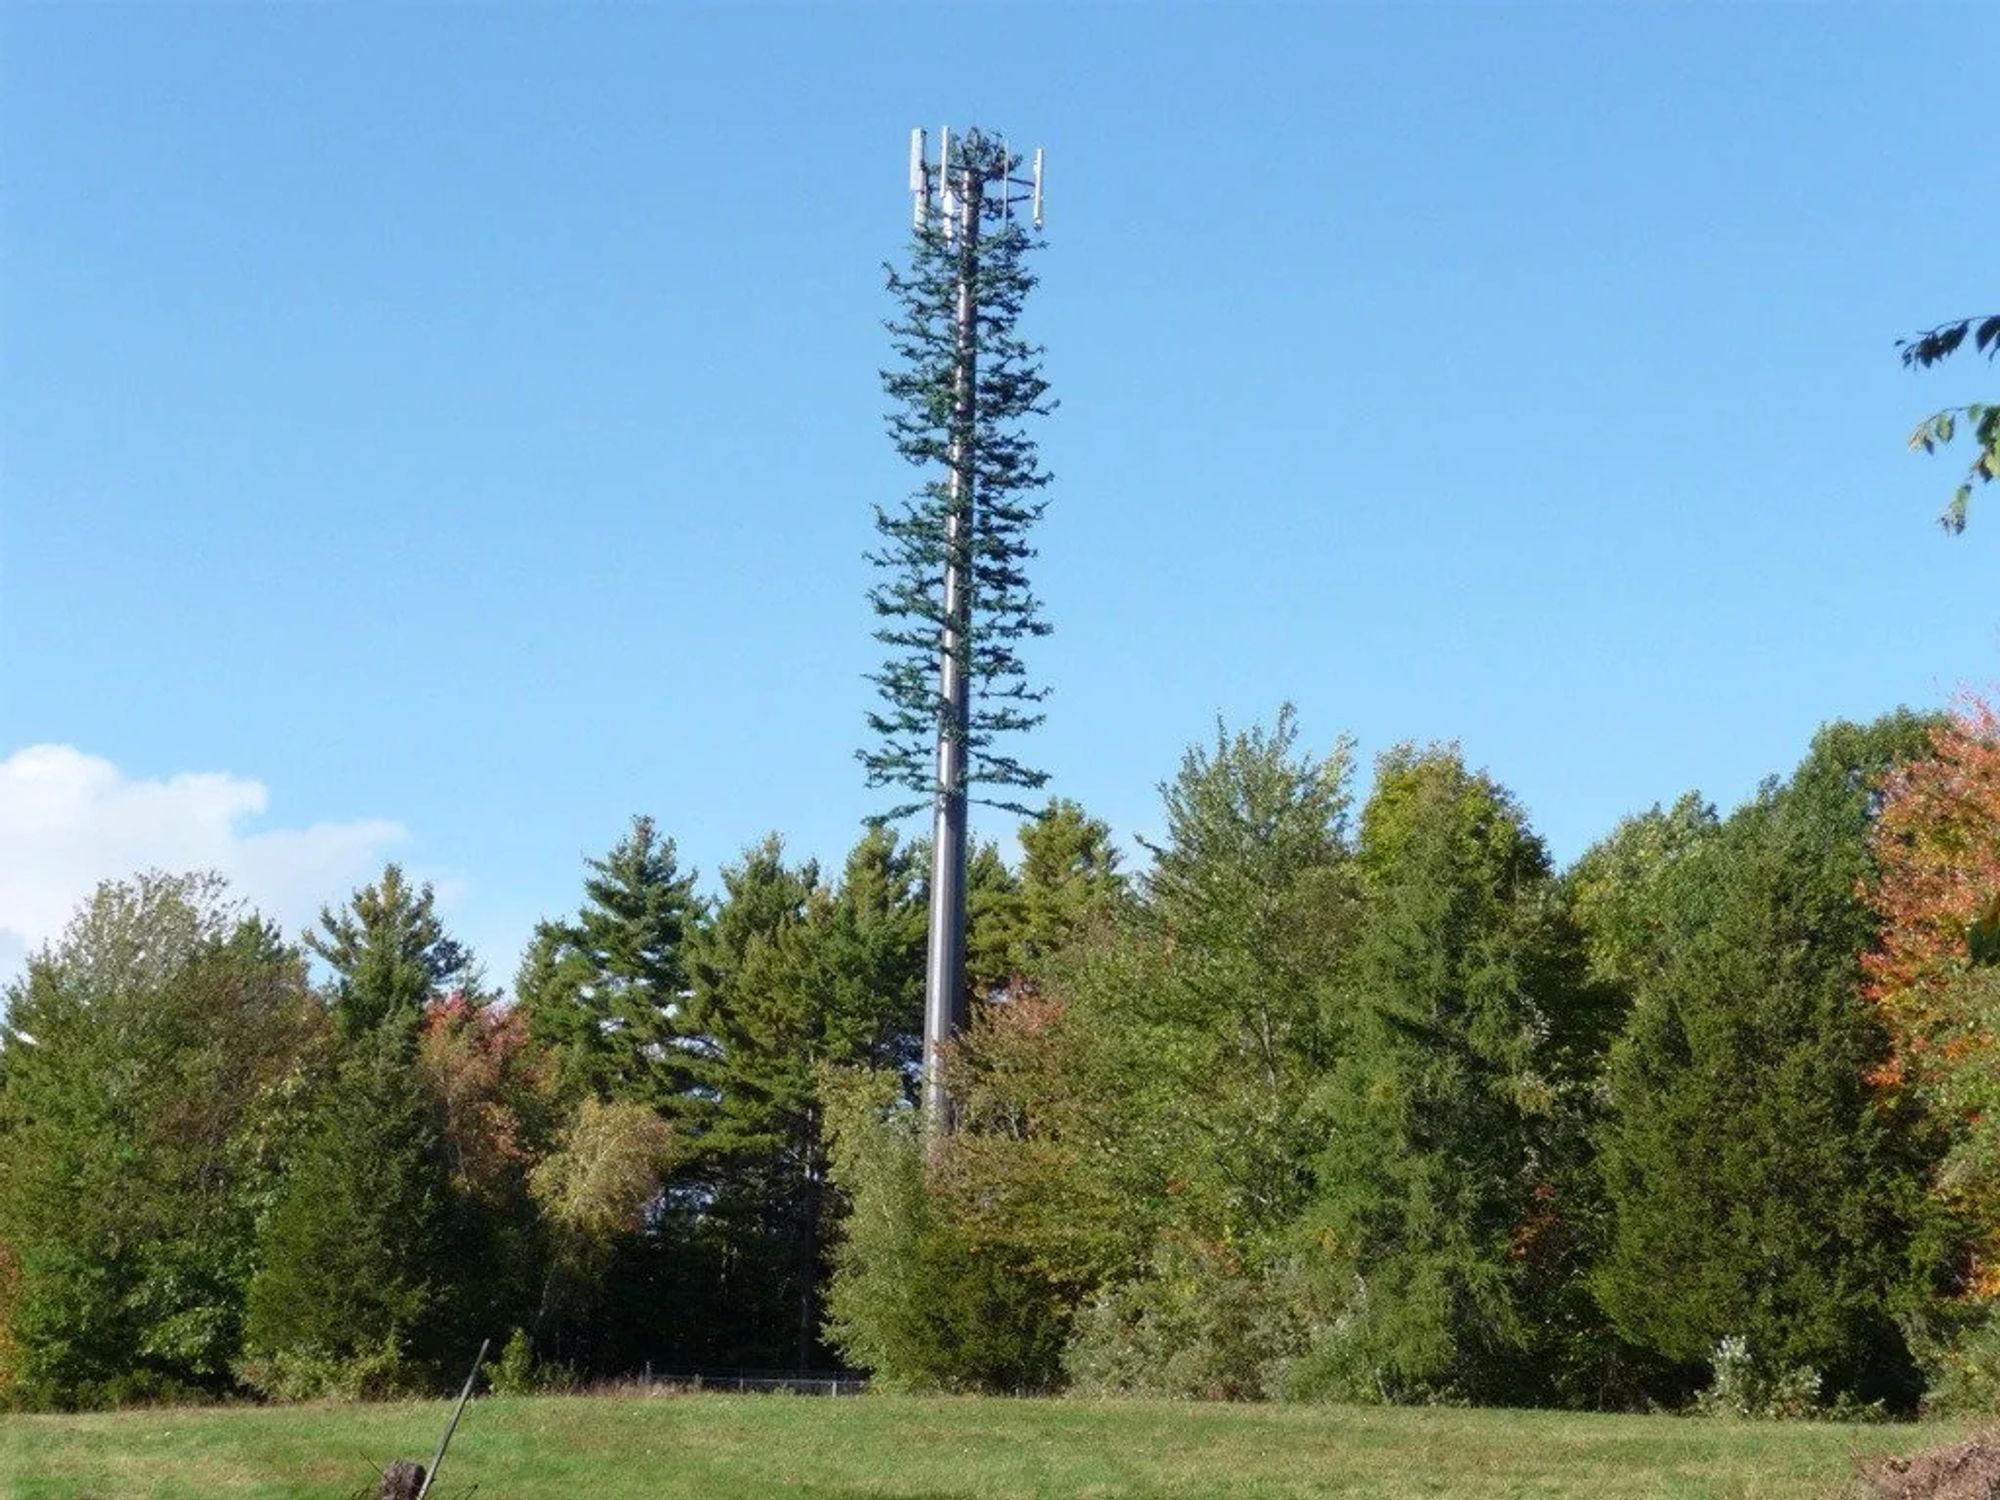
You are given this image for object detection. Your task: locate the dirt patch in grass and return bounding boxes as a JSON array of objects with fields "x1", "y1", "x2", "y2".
[{"x1": 1858, "y1": 1430, "x2": 2000, "y2": 1500}]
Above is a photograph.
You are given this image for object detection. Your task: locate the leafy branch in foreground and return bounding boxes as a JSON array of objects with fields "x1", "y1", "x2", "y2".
[{"x1": 1899, "y1": 314, "x2": 1998, "y2": 534}]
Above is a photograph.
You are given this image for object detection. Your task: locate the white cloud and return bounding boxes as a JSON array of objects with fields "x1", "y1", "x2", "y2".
[{"x1": 0, "y1": 745, "x2": 410, "y2": 970}]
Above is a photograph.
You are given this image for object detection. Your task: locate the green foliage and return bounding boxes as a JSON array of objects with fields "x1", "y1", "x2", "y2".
[
  {"x1": 0, "y1": 874, "x2": 319, "y2": 1408},
  {"x1": 307, "y1": 865, "x2": 470, "y2": 1043},
  {"x1": 964, "y1": 838, "x2": 1023, "y2": 997},
  {"x1": 239, "y1": 1024, "x2": 447, "y2": 1398},
  {"x1": 1567, "y1": 791, "x2": 1719, "y2": 995},
  {"x1": 515, "y1": 816, "x2": 701, "y2": 1108},
  {"x1": 489, "y1": 1327, "x2": 540, "y2": 1396},
  {"x1": 242, "y1": 863, "x2": 492, "y2": 1400},
  {"x1": 1687, "y1": 1333, "x2": 1884, "y2": 1422},
  {"x1": 1594, "y1": 714, "x2": 1946, "y2": 1410},
  {"x1": 486, "y1": 1325, "x2": 578, "y2": 1398},
  {"x1": 530, "y1": 1096, "x2": 673, "y2": 1322},
  {"x1": 862, "y1": 127, "x2": 1054, "y2": 818},
  {"x1": 1109, "y1": 708, "x2": 1357, "y2": 1242},
  {"x1": 1899, "y1": 313, "x2": 1998, "y2": 532},
  {"x1": 965, "y1": 800, "x2": 1126, "y2": 996},
  {"x1": 816, "y1": 827, "x2": 930, "y2": 1081},
  {"x1": 16, "y1": 705, "x2": 2000, "y2": 1419},
  {"x1": 1065, "y1": 1239, "x2": 1313, "y2": 1400},
  {"x1": 820, "y1": 1069, "x2": 1069, "y2": 1392},
  {"x1": 1912, "y1": 1301, "x2": 2000, "y2": 1415},
  {"x1": 850, "y1": 711, "x2": 1359, "y2": 1399},
  {"x1": 1295, "y1": 746, "x2": 1586, "y2": 1405},
  {"x1": 676, "y1": 832, "x2": 926, "y2": 1367},
  {"x1": 483, "y1": 1325, "x2": 579, "y2": 1398},
  {"x1": 237, "y1": 1333, "x2": 427, "y2": 1405}
]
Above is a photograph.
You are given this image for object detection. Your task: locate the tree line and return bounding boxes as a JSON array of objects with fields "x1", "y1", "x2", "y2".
[{"x1": 2, "y1": 698, "x2": 1998, "y2": 1415}]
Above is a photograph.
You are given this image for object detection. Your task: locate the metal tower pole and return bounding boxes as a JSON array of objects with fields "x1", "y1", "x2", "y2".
[{"x1": 922, "y1": 153, "x2": 983, "y2": 1134}]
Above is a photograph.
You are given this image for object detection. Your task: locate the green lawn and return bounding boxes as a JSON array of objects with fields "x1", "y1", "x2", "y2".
[{"x1": 0, "y1": 1392, "x2": 1968, "y2": 1500}]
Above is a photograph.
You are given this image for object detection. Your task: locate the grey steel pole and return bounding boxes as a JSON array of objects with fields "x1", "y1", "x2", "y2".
[{"x1": 922, "y1": 157, "x2": 982, "y2": 1135}]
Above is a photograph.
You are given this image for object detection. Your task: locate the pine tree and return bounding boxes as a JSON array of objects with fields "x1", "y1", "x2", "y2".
[
  {"x1": 1594, "y1": 714, "x2": 1946, "y2": 1409},
  {"x1": 515, "y1": 816, "x2": 702, "y2": 1108},
  {"x1": 1014, "y1": 799, "x2": 1126, "y2": 972},
  {"x1": 815, "y1": 828, "x2": 928, "y2": 1081},
  {"x1": 677, "y1": 833, "x2": 925, "y2": 1366},
  {"x1": 964, "y1": 839, "x2": 1024, "y2": 999},
  {"x1": 861, "y1": 127, "x2": 1054, "y2": 819},
  {"x1": 307, "y1": 864, "x2": 470, "y2": 1042},
  {"x1": 964, "y1": 800, "x2": 1126, "y2": 998},
  {"x1": 243, "y1": 865, "x2": 478, "y2": 1396}
]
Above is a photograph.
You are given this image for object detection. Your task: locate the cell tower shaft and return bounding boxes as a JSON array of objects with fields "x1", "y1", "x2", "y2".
[
  {"x1": 902, "y1": 127, "x2": 1045, "y2": 1138},
  {"x1": 922, "y1": 152, "x2": 981, "y2": 1135}
]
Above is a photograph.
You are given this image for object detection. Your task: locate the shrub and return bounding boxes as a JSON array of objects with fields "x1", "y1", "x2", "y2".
[
  {"x1": 235, "y1": 1334, "x2": 429, "y2": 1403},
  {"x1": 1913, "y1": 1303, "x2": 2000, "y2": 1415},
  {"x1": 1690, "y1": 1334, "x2": 1884, "y2": 1422},
  {"x1": 1065, "y1": 1239, "x2": 1311, "y2": 1400},
  {"x1": 821, "y1": 1069, "x2": 1070, "y2": 1393}
]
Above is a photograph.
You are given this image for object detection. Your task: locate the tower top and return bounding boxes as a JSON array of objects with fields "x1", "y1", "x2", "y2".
[{"x1": 909, "y1": 127, "x2": 1044, "y2": 235}]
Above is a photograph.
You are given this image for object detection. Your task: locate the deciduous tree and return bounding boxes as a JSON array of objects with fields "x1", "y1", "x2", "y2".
[
  {"x1": 1865, "y1": 696, "x2": 2000, "y2": 1280},
  {"x1": 0, "y1": 874, "x2": 319, "y2": 1407}
]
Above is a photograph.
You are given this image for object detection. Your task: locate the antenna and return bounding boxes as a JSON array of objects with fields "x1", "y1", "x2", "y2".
[
  {"x1": 909, "y1": 128, "x2": 928, "y2": 230},
  {"x1": 1031, "y1": 148, "x2": 1044, "y2": 231},
  {"x1": 938, "y1": 125, "x2": 954, "y2": 240}
]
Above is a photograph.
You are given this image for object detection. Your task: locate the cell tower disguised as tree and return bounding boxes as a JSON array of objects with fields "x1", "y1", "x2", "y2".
[{"x1": 862, "y1": 127, "x2": 1051, "y2": 1128}]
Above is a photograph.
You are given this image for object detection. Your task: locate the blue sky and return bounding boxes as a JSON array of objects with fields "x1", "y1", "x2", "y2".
[{"x1": 2, "y1": 4, "x2": 1994, "y2": 983}]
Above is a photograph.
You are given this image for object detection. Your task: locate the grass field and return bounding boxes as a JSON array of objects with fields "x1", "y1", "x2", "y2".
[{"x1": 0, "y1": 1391, "x2": 1971, "y2": 1500}]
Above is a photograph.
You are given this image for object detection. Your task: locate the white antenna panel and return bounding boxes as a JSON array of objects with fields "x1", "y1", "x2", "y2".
[{"x1": 938, "y1": 126, "x2": 955, "y2": 239}]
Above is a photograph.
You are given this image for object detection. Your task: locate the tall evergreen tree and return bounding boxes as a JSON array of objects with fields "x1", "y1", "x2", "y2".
[
  {"x1": 243, "y1": 865, "x2": 478, "y2": 1396},
  {"x1": 683, "y1": 836, "x2": 823, "y2": 1163},
  {"x1": 515, "y1": 816, "x2": 702, "y2": 1109},
  {"x1": 240, "y1": 1024, "x2": 449, "y2": 1397},
  {"x1": 964, "y1": 838, "x2": 1023, "y2": 999},
  {"x1": 677, "y1": 833, "x2": 925, "y2": 1366},
  {"x1": 815, "y1": 828, "x2": 929, "y2": 1083},
  {"x1": 307, "y1": 864, "x2": 470, "y2": 1043},
  {"x1": 1594, "y1": 714, "x2": 1946, "y2": 1408},
  {"x1": 1014, "y1": 799, "x2": 1125, "y2": 967}
]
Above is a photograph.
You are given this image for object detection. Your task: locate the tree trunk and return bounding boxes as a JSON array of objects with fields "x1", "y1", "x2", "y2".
[{"x1": 378, "y1": 1461, "x2": 425, "y2": 1500}]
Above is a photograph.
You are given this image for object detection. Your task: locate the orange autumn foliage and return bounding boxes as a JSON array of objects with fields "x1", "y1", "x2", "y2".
[
  {"x1": 1864, "y1": 695, "x2": 2000, "y2": 1093},
  {"x1": 1865, "y1": 696, "x2": 2000, "y2": 1289},
  {"x1": 419, "y1": 993, "x2": 553, "y2": 1207}
]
